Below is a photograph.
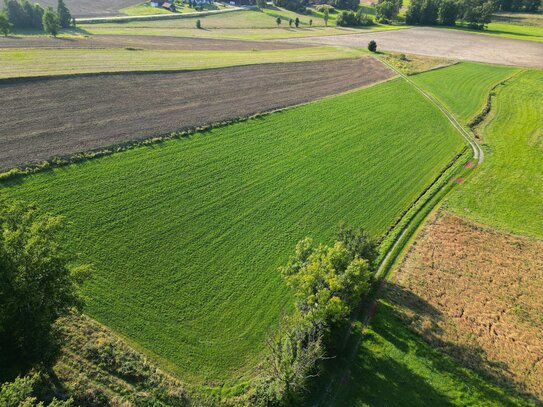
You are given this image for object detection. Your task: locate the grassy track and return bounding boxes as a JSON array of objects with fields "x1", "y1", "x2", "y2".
[
  {"x1": 446, "y1": 69, "x2": 543, "y2": 238},
  {"x1": 2, "y1": 78, "x2": 464, "y2": 383},
  {"x1": 411, "y1": 62, "x2": 519, "y2": 124},
  {"x1": 0, "y1": 46, "x2": 364, "y2": 78}
]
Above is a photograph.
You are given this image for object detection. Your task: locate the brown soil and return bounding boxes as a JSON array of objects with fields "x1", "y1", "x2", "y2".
[
  {"x1": 32, "y1": 0, "x2": 140, "y2": 17},
  {"x1": 0, "y1": 57, "x2": 392, "y2": 170},
  {"x1": 388, "y1": 211, "x2": 543, "y2": 401},
  {"x1": 0, "y1": 35, "x2": 312, "y2": 51},
  {"x1": 288, "y1": 27, "x2": 543, "y2": 68}
]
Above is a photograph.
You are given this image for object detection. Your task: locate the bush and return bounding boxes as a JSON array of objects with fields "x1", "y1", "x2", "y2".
[
  {"x1": 368, "y1": 40, "x2": 377, "y2": 52},
  {"x1": 273, "y1": 0, "x2": 307, "y2": 12},
  {"x1": 195, "y1": 18, "x2": 201, "y2": 28},
  {"x1": 315, "y1": 4, "x2": 335, "y2": 12},
  {"x1": 332, "y1": 0, "x2": 360, "y2": 10},
  {"x1": 336, "y1": 10, "x2": 358, "y2": 25}
]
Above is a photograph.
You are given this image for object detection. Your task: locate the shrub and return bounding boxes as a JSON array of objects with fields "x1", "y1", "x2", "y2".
[
  {"x1": 315, "y1": 4, "x2": 335, "y2": 12},
  {"x1": 332, "y1": 0, "x2": 360, "y2": 10},
  {"x1": 195, "y1": 18, "x2": 201, "y2": 28},
  {"x1": 57, "y1": 0, "x2": 71, "y2": 28},
  {"x1": 336, "y1": 10, "x2": 358, "y2": 26},
  {"x1": 368, "y1": 40, "x2": 377, "y2": 52},
  {"x1": 257, "y1": 0, "x2": 267, "y2": 7},
  {"x1": 273, "y1": 0, "x2": 307, "y2": 12},
  {"x1": 42, "y1": 7, "x2": 60, "y2": 36},
  {"x1": 0, "y1": 13, "x2": 12, "y2": 36}
]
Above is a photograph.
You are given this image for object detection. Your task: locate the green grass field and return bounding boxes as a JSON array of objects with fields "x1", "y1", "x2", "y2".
[
  {"x1": 73, "y1": 8, "x2": 406, "y2": 39},
  {"x1": 0, "y1": 46, "x2": 363, "y2": 78},
  {"x1": 2, "y1": 78, "x2": 464, "y2": 384},
  {"x1": 446, "y1": 69, "x2": 543, "y2": 238},
  {"x1": 411, "y1": 62, "x2": 519, "y2": 123},
  {"x1": 323, "y1": 300, "x2": 533, "y2": 406}
]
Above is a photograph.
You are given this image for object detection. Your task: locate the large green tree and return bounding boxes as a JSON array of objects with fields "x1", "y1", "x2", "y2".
[
  {"x1": 0, "y1": 12, "x2": 12, "y2": 36},
  {"x1": 57, "y1": 0, "x2": 71, "y2": 28},
  {"x1": 0, "y1": 199, "x2": 90, "y2": 375},
  {"x1": 42, "y1": 7, "x2": 59, "y2": 36}
]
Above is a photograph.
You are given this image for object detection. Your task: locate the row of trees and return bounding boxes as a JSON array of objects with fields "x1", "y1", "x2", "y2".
[
  {"x1": 253, "y1": 225, "x2": 378, "y2": 404},
  {"x1": 493, "y1": 0, "x2": 540, "y2": 11},
  {"x1": 0, "y1": 0, "x2": 72, "y2": 36},
  {"x1": 406, "y1": 0, "x2": 495, "y2": 29}
]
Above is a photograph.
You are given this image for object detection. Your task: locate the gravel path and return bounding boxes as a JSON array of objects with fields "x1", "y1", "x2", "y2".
[
  {"x1": 287, "y1": 27, "x2": 543, "y2": 68},
  {"x1": 0, "y1": 57, "x2": 392, "y2": 170}
]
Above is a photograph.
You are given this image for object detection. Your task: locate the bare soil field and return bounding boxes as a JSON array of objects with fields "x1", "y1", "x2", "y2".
[
  {"x1": 289, "y1": 27, "x2": 543, "y2": 68},
  {"x1": 35, "y1": 0, "x2": 140, "y2": 17},
  {"x1": 0, "y1": 57, "x2": 392, "y2": 170},
  {"x1": 0, "y1": 35, "x2": 311, "y2": 51},
  {"x1": 388, "y1": 211, "x2": 543, "y2": 401}
]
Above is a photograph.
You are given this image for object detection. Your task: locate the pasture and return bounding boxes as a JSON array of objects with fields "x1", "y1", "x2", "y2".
[
  {"x1": 446, "y1": 69, "x2": 543, "y2": 237},
  {"x1": 0, "y1": 46, "x2": 363, "y2": 79},
  {"x1": 2, "y1": 78, "x2": 464, "y2": 383}
]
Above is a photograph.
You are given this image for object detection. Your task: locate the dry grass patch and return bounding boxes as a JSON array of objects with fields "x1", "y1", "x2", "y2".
[{"x1": 388, "y1": 211, "x2": 543, "y2": 401}]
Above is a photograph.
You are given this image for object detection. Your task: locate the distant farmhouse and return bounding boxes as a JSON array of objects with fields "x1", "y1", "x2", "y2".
[{"x1": 150, "y1": 0, "x2": 177, "y2": 11}]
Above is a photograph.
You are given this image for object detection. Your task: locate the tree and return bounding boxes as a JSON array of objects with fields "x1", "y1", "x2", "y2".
[
  {"x1": 32, "y1": 4, "x2": 44, "y2": 30},
  {"x1": 368, "y1": 39, "x2": 377, "y2": 52},
  {"x1": 257, "y1": 0, "x2": 267, "y2": 8},
  {"x1": 323, "y1": 8, "x2": 329, "y2": 26},
  {"x1": 289, "y1": 18, "x2": 293, "y2": 26},
  {"x1": 0, "y1": 199, "x2": 90, "y2": 373},
  {"x1": 332, "y1": 0, "x2": 360, "y2": 9},
  {"x1": 309, "y1": 18, "x2": 312, "y2": 26},
  {"x1": 42, "y1": 7, "x2": 60, "y2": 36},
  {"x1": 0, "y1": 13, "x2": 12, "y2": 36},
  {"x1": 438, "y1": 0, "x2": 458, "y2": 25},
  {"x1": 276, "y1": 16, "x2": 281, "y2": 27},
  {"x1": 0, "y1": 374, "x2": 73, "y2": 406},
  {"x1": 295, "y1": 16, "x2": 300, "y2": 27},
  {"x1": 57, "y1": 0, "x2": 72, "y2": 28},
  {"x1": 336, "y1": 10, "x2": 359, "y2": 26},
  {"x1": 4, "y1": 0, "x2": 26, "y2": 28},
  {"x1": 375, "y1": 0, "x2": 400, "y2": 22},
  {"x1": 336, "y1": 223, "x2": 379, "y2": 268},
  {"x1": 196, "y1": 18, "x2": 201, "y2": 28}
]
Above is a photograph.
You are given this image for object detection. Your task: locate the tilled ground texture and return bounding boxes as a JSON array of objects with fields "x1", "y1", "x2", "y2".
[
  {"x1": 289, "y1": 27, "x2": 543, "y2": 68},
  {"x1": 388, "y1": 211, "x2": 543, "y2": 402},
  {"x1": 0, "y1": 35, "x2": 312, "y2": 51},
  {"x1": 0, "y1": 57, "x2": 392, "y2": 170},
  {"x1": 34, "y1": 0, "x2": 140, "y2": 17}
]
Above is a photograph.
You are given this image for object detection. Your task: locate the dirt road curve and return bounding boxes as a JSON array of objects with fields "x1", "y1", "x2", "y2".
[
  {"x1": 0, "y1": 35, "x2": 312, "y2": 51},
  {"x1": 288, "y1": 27, "x2": 543, "y2": 68},
  {"x1": 34, "y1": 0, "x2": 139, "y2": 17},
  {"x1": 0, "y1": 57, "x2": 392, "y2": 170}
]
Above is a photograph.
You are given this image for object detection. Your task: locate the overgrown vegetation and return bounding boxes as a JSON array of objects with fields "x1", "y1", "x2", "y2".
[
  {"x1": 1, "y1": 78, "x2": 464, "y2": 384},
  {"x1": 406, "y1": 0, "x2": 497, "y2": 29}
]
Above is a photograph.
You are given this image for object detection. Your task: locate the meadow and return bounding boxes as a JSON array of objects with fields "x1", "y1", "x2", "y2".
[
  {"x1": 411, "y1": 62, "x2": 519, "y2": 123},
  {"x1": 0, "y1": 46, "x2": 364, "y2": 78},
  {"x1": 446, "y1": 69, "x2": 543, "y2": 238},
  {"x1": 2, "y1": 78, "x2": 464, "y2": 384}
]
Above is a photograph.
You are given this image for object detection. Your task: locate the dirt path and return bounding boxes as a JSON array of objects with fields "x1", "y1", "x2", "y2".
[
  {"x1": 0, "y1": 35, "x2": 312, "y2": 51},
  {"x1": 287, "y1": 27, "x2": 543, "y2": 68},
  {"x1": 0, "y1": 57, "x2": 392, "y2": 171}
]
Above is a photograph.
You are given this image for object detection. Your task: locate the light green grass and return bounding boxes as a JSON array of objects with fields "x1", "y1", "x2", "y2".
[
  {"x1": 2, "y1": 78, "x2": 464, "y2": 383},
  {"x1": 446, "y1": 69, "x2": 543, "y2": 238},
  {"x1": 450, "y1": 22, "x2": 543, "y2": 42},
  {"x1": 74, "y1": 8, "x2": 407, "y2": 39},
  {"x1": 0, "y1": 46, "x2": 364, "y2": 78},
  {"x1": 411, "y1": 62, "x2": 519, "y2": 123},
  {"x1": 321, "y1": 300, "x2": 534, "y2": 406},
  {"x1": 120, "y1": 2, "x2": 174, "y2": 15}
]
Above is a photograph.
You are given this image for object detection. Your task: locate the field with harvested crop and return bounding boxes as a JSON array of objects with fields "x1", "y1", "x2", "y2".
[
  {"x1": 2, "y1": 78, "x2": 464, "y2": 383},
  {"x1": 0, "y1": 45, "x2": 363, "y2": 79},
  {"x1": 35, "y1": 0, "x2": 141, "y2": 17},
  {"x1": 411, "y1": 62, "x2": 519, "y2": 123},
  {"x1": 0, "y1": 58, "x2": 392, "y2": 170}
]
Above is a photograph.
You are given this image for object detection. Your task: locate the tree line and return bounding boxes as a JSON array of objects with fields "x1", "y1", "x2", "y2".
[{"x1": 0, "y1": 0, "x2": 72, "y2": 36}]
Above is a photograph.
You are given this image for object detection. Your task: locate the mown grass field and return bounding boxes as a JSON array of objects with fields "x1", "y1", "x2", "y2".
[
  {"x1": 411, "y1": 62, "x2": 519, "y2": 123},
  {"x1": 2, "y1": 78, "x2": 464, "y2": 383},
  {"x1": 446, "y1": 69, "x2": 543, "y2": 238},
  {"x1": 0, "y1": 46, "x2": 363, "y2": 78}
]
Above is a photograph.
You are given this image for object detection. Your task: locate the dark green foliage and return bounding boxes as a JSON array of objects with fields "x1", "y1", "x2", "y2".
[
  {"x1": 42, "y1": 7, "x2": 59, "y2": 36},
  {"x1": 0, "y1": 199, "x2": 89, "y2": 376},
  {"x1": 331, "y1": 0, "x2": 359, "y2": 10},
  {"x1": 195, "y1": 18, "x2": 201, "y2": 28},
  {"x1": 0, "y1": 374, "x2": 73, "y2": 406},
  {"x1": 257, "y1": 0, "x2": 267, "y2": 8},
  {"x1": 368, "y1": 39, "x2": 377, "y2": 52},
  {"x1": 438, "y1": 0, "x2": 458, "y2": 25},
  {"x1": 57, "y1": 0, "x2": 71, "y2": 28},
  {"x1": 494, "y1": 0, "x2": 540, "y2": 10},
  {"x1": 460, "y1": 0, "x2": 493, "y2": 29},
  {"x1": 295, "y1": 16, "x2": 299, "y2": 27},
  {"x1": 323, "y1": 8, "x2": 329, "y2": 25},
  {"x1": 336, "y1": 9, "x2": 375, "y2": 26},
  {"x1": 3, "y1": 0, "x2": 25, "y2": 27},
  {"x1": 273, "y1": 0, "x2": 307, "y2": 12},
  {"x1": 32, "y1": 4, "x2": 44, "y2": 30},
  {"x1": 336, "y1": 224, "x2": 379, "y2": 269},
  {"x1": 0, "y1": 12, "x2": 12, "y2": 35},
  {"x1": 276, "y1": 16, "x2": 281, "y2": 26}
]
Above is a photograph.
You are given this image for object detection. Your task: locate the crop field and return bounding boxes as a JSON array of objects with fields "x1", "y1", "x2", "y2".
[
  {"x1": 1, "y1": 77, "x2": 465, "y2": 383},
  {"x1": 411, "y1": 62, "x2": 518, "y2": 123},
  {"x1": 0, "y1": 45, "x2": 364, "y2": 79},
  {"x1": 0, "y1": 58, "x2": 392, "y2": 170},
  {"x1": 446, "y1": 69, "x2": 543, "y2": 237}
]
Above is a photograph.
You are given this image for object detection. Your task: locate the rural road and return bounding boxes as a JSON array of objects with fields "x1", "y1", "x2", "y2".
[{"x1": 287, "y1": 27, "x2": 543, "y2": 68}]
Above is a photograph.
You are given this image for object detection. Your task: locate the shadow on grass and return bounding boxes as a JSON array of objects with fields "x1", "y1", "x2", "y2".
[{"x1": 307, "y1": 283, "x2": 537, "y2": 406}]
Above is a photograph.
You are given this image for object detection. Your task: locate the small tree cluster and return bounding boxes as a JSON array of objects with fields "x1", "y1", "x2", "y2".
[
  {"x1": 272, "y1": 0, "x2": 307, "y2": 12},
  {"x1": 256, "y1": 225, "x2": 377, "y2": 404},
  {"x1": 336, "y1": 8, "x2": 375, "y2": 26},
  {"x1": 375, "y1": 0, "x2": 402, "y2": 23},
  {"x1": 494, "y1": 0, "x2": 540, "y2": 11},
  {"x1": 406, "y1": 0, "x2": 495, "y2": 29},
  {"x1": 0, "y1": 374, "x2": 73, "y2": 406},
  {"x1": 1, "y1": 0, "x2": 71, "y2": 35}
]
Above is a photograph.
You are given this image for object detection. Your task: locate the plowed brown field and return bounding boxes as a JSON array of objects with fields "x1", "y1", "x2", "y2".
[{"x1": 0, "y1": 57, "x2": 393, "y2": 170}]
